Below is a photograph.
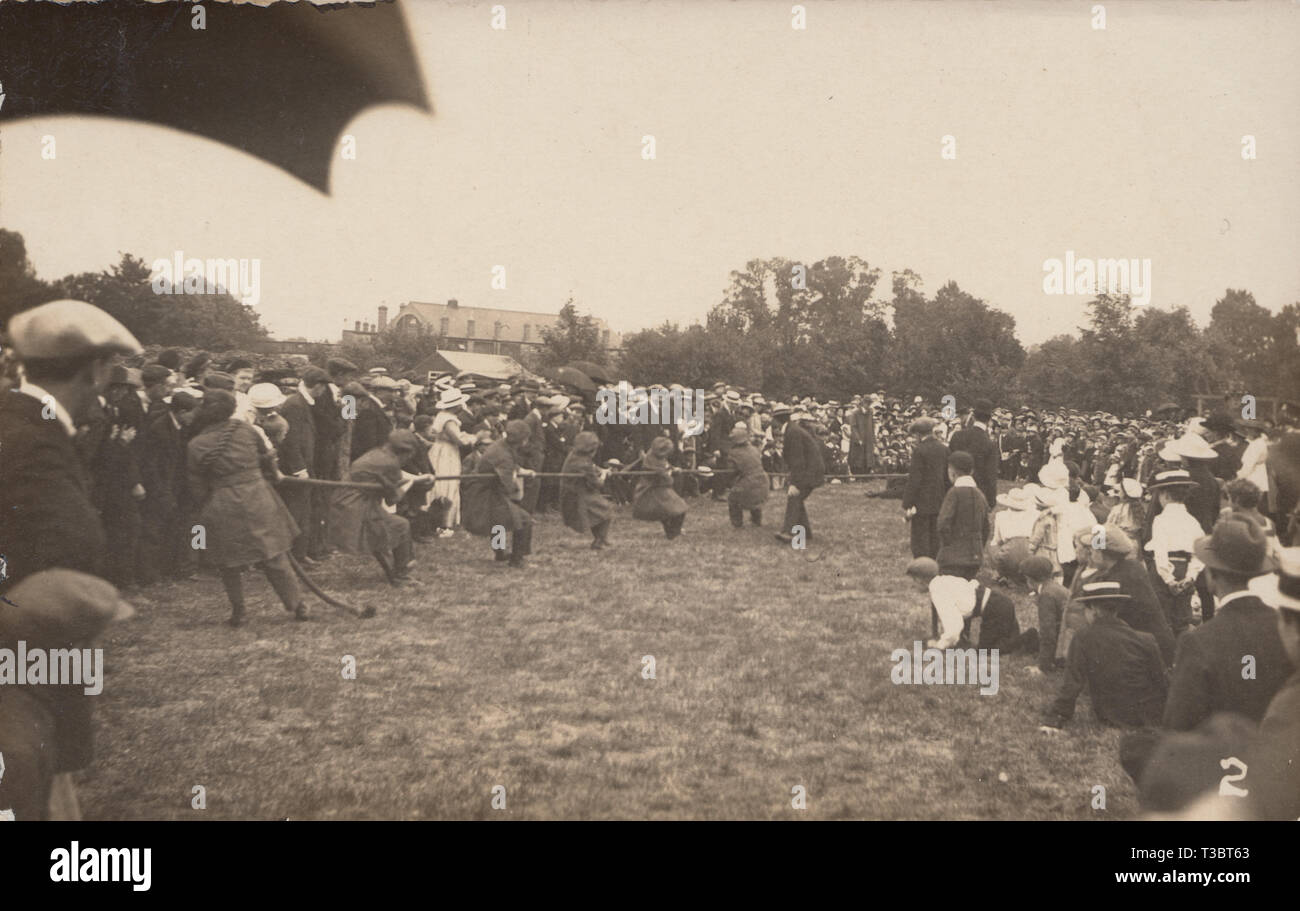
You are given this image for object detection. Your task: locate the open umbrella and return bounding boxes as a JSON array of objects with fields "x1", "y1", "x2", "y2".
[
  {"x1": 1154, "y1": 402, "x2": 1182, "y2": 415},
  {"x1": 0, "y1": 0, "x2": 429, "y2": 194},
  {"x1": 566, "y1": 361, "x2": 615, "y2": 384},
  {"x1": 549, "y1": 366, "x2": 597, "y2": 394}
]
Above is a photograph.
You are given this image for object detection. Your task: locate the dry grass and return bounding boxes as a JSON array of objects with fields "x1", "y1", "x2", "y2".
[{"x1": 79, "y1": 481, "x2": 1136, "y2": 819}]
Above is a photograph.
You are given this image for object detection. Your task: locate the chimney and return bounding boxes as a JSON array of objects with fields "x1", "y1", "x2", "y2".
[
  {"x1": 377, "y1": 305, "x2": 388, "y2": 331},
  {"x1": 354, "y1": 320, "x2": 361, "y2": 331},
  {"x1": 447, "y1": 298, "x2": 459, "y2": 309}
]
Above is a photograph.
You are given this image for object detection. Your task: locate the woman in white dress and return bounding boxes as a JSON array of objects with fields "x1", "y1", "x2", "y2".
[{"x1": 429, "y1": 388, "x2": 479, "y2": 535}]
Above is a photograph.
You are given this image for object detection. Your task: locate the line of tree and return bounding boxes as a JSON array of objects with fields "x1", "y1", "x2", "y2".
[
  {"x1": 616, "y1": 255, "x2": 1300, "y2": 415},
  {"x1": 1, "y1": 229, "x2": 268, "y2": 351}
]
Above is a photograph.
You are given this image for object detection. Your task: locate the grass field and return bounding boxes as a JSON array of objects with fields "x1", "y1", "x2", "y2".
[{"x1": 79, "y1": 480, "x2": 1137, "y2": 820}]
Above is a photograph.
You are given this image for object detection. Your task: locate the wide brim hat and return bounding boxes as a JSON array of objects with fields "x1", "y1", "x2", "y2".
[
  {"x1": 1038, "y1": 463, "x2": 1069, "y2": 490},
  {"x1": 1169, "y1": 432, "x2": 1218, "y2": 461},
  {"x1": 572, "y1": 431, "x2": 600, "y2": 455},
  {"x1": 1194, "y1": 518, "x2": 1277, "y2": 577},
  {"x1": 436, "y1": 389, "x2": 469, "y2": 410},
  {"x1": 248, "y1": 382, "x2": 286, "y2": 409},
  {"x1": 996, "y1": 487, "x2": 1036, "y2": 510},
  {"x1": 728, "y1": 425, "x2": 751, "y2": 445},
  {"x1": 1247, "y1": 547, "x2": 1300, "y2": 611}
]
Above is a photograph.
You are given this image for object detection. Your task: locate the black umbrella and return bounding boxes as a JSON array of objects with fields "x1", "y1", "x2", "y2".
[
  {"x1": 0, "y1": 0, "x2": 430, "y2": 194},
  {"x1": 566, "y1": 360, "x2": 614, "y2": 384},
  {"x1": 550, "y1": 366, "x2": 597, "y2": 394}
]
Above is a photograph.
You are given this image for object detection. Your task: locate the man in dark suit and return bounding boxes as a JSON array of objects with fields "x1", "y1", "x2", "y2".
[
  {"x1": 278, "y1": 367, "x2": 329, "y2": 561},
  {"x1": 350, "y1": 377, "x2": 396, "y2": 460},
  {"x1": 772, "y1": 405, "x2": 825, "y2": 543},
  {"x1": 137, "y1": 392, "x2": 197, "y2": 583},
  {"x1": 1163, "y1": 519, "x2": 1292, "y2": 731},
  {"x1": 902, "y1": 417, "x2": 949, "y2": 559},
  {"x1": 947, "y1": 399, "x2": 999, "y2": 509},
  {"x1": 520, "y1": 394, "x2": 548, "y2": 514},
  {"x1": 708, "y1": 392, "x2": 739, "y2": 499},
  {"x1": 1041, "y1": 583, "x2": 1168, "y2": 730}
]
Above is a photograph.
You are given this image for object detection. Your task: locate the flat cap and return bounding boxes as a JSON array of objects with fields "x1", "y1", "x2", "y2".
[{"x1": 7, "y1": 299, "x2": 141, "y2": 360}]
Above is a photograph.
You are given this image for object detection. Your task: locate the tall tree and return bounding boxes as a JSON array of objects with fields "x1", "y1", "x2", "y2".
[
  {"x1": 536, "y1": 298, "x2": 606, "y2": 369},
  {"x1": 1206, "y1": 289, "x2": 1278, "y2": 396},
  {"x1": 0, "y1": 229, "x2": 57, "y2": 325}
]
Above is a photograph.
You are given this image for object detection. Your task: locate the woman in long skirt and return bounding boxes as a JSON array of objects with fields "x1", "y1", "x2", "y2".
[
  {"x1": 561, "y1": 431, "x2": 615, "y2": 548},
  {"x1": 186, "y1": 390, "x2": 305, "y2": 626},
  {"x1": 428, "y1": 388, "x2": 479, "y2": 535},
  {"x1": 633, "y1": 435, "x2": 688, "y2": 539}
]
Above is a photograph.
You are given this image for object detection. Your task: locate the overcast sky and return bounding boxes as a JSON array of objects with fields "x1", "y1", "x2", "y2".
[{"x1": 2, "y1": 0, "x2": 1297, "y2": 345}]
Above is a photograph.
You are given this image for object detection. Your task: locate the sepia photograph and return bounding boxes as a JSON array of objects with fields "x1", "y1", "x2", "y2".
[{"x1": 0, "y1": 0, "x2": 1297, "y2": 879}]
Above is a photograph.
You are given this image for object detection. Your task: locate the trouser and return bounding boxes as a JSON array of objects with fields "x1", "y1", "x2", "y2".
[
  {"x1": 309, "y1": 487, "x2": 333, "y2": 556},
  {"x1": 1036, "y1": 594, "x2": 1063, "y2": 672},
  {"x1": 137, "y1": 499, "x2": 176, "y2": 585},
  {"x1": 219, "y1": 552, "x2": 301, "y2": 615},
  {"x1": 279, "y1": 483, "x2": 313, "y2": 560},
  {"x1": 591, "y1": 519, "x2": 611, "y2": 545},
  {"x1": 910, "y1": 513, "x2": 938, "y2": 558},
  {"x1": 102, "y1": 492, "x2": 141, "y2": 588},
  {"x1": 780, "y1": 487, "x2": 813, "y2": 537},
  {"x1": 522, "y1": 477, "x2": 541, "y2": 514},
  {"x1": 661, "y1": 514, "x2": 686, "y2": 539},
  {"x1": 728, "y1": 503, "x2": 762, "y2": 527},
  {"x1": 1158, "y1": 553, "x2": 1194, "y2": 636},
  {"x1": 391, "y1": 538, "x2": 413, "y2": 575}
]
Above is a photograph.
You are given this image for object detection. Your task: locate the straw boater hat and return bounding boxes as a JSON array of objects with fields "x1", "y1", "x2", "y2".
[
  {"x1": 247, "y1": 382, "x2": 286, "y2": 410},
  {"x1": 1248, "y1": 547, "x2": 1300, "y2": 611},
  {"x1": 1148, "y1": 468, "x2": 1199, "y2": 491},
  {"x1": 369, "y1": 375, "x2": 400, "y2": 390},
  {"x1": 1075, "y1": 580, "x2": 1131, "y2": 603},
  {"x1": 436, "y1": 388, "x2": 469, "y2": 410}
]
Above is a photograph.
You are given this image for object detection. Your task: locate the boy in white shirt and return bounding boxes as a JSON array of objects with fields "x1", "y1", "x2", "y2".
[{"x1": 1145, "y1": 469, "x2": 1206, "y2": 636}]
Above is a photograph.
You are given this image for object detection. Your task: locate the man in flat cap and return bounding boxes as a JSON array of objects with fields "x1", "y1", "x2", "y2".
[
  {"x1": 1, "y1": 300, "x2": 142, "y2": 598},
  {"x1": 902, "y1": 417, "x2": 949, "y2": 559}
]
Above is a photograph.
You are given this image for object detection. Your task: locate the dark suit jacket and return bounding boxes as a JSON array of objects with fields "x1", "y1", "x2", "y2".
[
  {"x1": 1095, "y1": 557, "x2": 1177, "y2": 666},
  {"x1": 350, "y1": 398, "x2": 393, "y2": 460},
  {"x1": 1044, "y1": 612, "x2": 1168, "y2": 728},
  {"x1": 1162, "y1": 595, "x2": 1294, "y2": 731},
  {"x1": 0, "y1": 390, "x2": 106, "y2": 591},
  {"x1": 278, "y1": 392, "x2": 317, "y2": 476},
  {"x1": 937, "y1": 483, "x2": 990, "y2": 567},
  {"x1": 903, "y1": 437, "x2": 949, "y2": 515},
  {"x1": 782, "y1": 421, "x2": 825, "y2": 490},
  {"x1": 948, "y1": 424, "x2": 999, "y2": 507},
  {"x1": 140, "y1": 411, "x2": 185, "y2": 514},
  {"x1": 311, "y1": 386, "x2": 345, "y2": 480},
  {"x1": 1187, "y1": 463, "x2": 1220, "y2": 534}
]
